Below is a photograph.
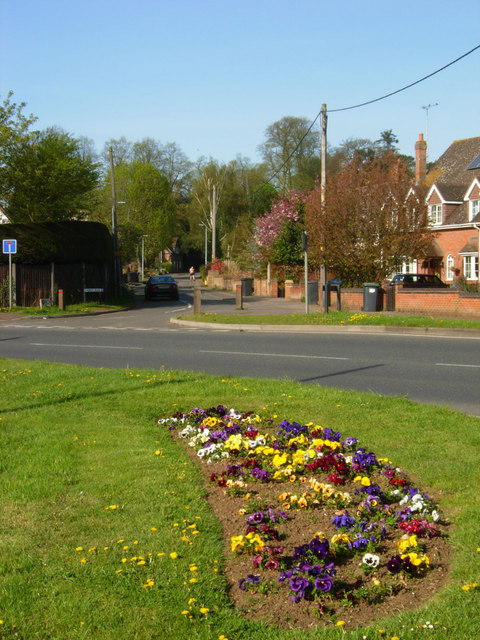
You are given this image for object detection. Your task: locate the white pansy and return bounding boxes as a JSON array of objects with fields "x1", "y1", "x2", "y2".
[{"x1": 362, "y1": 553, "x2": 380, "y2": 568}]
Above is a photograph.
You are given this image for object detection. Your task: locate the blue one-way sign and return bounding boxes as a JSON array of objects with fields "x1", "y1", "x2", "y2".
[{"x1": 2, "y1": 239, "x2": 17, "y2": 254}]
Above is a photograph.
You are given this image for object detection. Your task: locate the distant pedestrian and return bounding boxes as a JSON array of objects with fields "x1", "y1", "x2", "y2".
[{"x1": 189, "y1": 266, "x2": 195, "y2": 282}]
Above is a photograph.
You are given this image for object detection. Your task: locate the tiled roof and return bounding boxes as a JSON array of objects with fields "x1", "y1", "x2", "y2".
[{"x1": 425, "y1": 137, "x2": 480, "y2": 201}]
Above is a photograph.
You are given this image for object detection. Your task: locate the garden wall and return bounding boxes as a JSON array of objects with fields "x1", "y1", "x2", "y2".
[
  {"x1": 395, "y1": 288, "x2": 480, "y2": 318},
  {"x1": 204, "y1": 273, "x2": 480, "y2": 319}
]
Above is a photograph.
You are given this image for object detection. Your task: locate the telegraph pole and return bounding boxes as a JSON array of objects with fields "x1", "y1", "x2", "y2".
[
  {"x1": 321, "y1": 104, "x2": 328, "y2": 313},
  {"x1": 321, "y1": 103, "x2": 327, "y2": 200}
]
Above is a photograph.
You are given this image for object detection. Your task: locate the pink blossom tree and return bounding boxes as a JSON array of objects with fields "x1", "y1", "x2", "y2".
[{"x1": 253, "y1": 191, "x2": 306, "y2": 263}]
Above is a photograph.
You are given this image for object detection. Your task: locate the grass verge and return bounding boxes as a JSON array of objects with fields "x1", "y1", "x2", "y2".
[
  {"x1": 178, "y1": 311, "x2": 480, "y2": 330},
  {"x1": 1, "y1": 358, "x2": 479, "y2": 639},
  {"x1": 0, "y1": 290, "x2": 134, "y2": 316}
]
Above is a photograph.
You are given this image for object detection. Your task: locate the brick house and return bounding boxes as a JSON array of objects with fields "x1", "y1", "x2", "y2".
[{"x1": 415, "y1": 135, "x2": 480, "y2": 285}]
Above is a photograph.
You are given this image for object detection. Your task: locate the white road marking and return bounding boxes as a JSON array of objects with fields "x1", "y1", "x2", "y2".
[
  {"x1": 30, "y1": 343, "x2": 143, "y2": 350},
  {"x1": 199, "y1": 349, "x2": 348, "y2": 360},
  {"x1": 436, "y1": 362, "x2": 480, "y2": 368}
]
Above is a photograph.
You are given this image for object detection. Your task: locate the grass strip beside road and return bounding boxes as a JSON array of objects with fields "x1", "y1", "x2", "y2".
[
  {"x1": 1, "y1": 358, "x2": 480, "y2": 639},
  {"x1": 179, "y1": 310, "x2": 480, "y2": 330}
]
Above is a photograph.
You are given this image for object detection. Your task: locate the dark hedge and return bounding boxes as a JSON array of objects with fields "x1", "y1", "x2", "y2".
[{"x1": 0, "y1": 221, "x2": 113, "y2": 264}]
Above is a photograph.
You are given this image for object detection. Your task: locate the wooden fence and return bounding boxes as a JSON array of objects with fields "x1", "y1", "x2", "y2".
[{"x1": 0, "y1": 262, "x2": 114, "y2": 307}]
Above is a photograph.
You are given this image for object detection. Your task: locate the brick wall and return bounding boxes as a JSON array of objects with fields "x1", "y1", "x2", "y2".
[
  {"x1": 340, "y1": 289, "x2": 364, "y2": 311},
  {"x1": 206, "y1": 274, "x2": 480, "y2": 318},
  {"x1": 254, "y1": 277, "x2": 278, "y2": 297},
  {"x1": 395, "y1": 289, "x2": 480, "y2": 318}
]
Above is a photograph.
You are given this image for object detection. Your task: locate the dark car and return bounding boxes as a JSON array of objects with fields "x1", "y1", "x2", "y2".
[
  {"x1": 145, "y1": 275, "x2": 179, "y2": 300},
  {"x1": 389, "y1": 273, "x2": 449, "y2": 288}
]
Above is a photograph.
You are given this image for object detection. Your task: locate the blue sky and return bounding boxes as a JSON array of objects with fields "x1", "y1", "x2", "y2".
[{"x1": 1, "y1": 0, "x2": 479, "y2": 165}]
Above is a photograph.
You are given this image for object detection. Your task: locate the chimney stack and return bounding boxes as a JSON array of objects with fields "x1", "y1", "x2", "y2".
[{"x1": 415, "y1": 133, "x2": 427, "y2": 183}]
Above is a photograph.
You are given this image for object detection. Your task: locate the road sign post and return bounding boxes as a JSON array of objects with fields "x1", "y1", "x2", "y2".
[{"x1": 2, "y1": 239, "x2": 17, "y2": 309}]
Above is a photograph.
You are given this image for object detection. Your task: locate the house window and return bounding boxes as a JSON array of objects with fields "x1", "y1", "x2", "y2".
[
  {"x1": 470, "y1": 199, "x2": 480, "y2": 221},
  {"x1": 402, "y1": 259, "x2": 417, "y2": 273},
  {"x1": 428, "y1": 204, "x2": 442, "y2": 225},
  {"x1": 446, "y1": 254, "x2": 454, "y2": 281},
  {"x1": 464, "y1": 256, "x2": 479, "y2": 280}
]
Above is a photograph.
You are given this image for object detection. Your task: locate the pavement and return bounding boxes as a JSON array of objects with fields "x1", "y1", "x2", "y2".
[{"x1": 170, "y1": 283, "x2": 480, "y2": 337}]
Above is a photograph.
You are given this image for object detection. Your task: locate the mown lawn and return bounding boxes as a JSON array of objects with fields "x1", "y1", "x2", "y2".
[{"x1": 1, "y1": 358, "x2": 479, "y2": 639}]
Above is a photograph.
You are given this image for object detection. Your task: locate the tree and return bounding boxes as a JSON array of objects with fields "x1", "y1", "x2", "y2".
[
  {"x1": 0, "y1": 92, "x2": 37, "y2": 216},
  {"x1": 2, "y1": 128, "x2": 100, "y2": 223},
  {"x1": 156, "y1": 141, "x2": 193, "y2": 200},
  {"x1": 0, "y1": 91, "x2": 36, "y2": 164},
  {"x1": 91, "y1": 160, "x2": 177, "y2": 268},
  {"x1": 327, "y1": 132, "x2": 407, "y2": 175},
  {"x1": 305, "y1": 152, "x2": 432, "y2": 286},
  {"x1": 258, "y1": 116, "x2": 320, "y2": 191},
  {"x1": 253, "y1": 191, "x2": 306, "y2": 264},
  {"x1": 376, "y1": 129, "x2": 399, "y2": 151},
  {"x1": 132, "y1": 138, "x2": 193, "y2": 200},
  {"x1": 102, "y1": 137, "x2": 132, "y2": 166},
  {"x1": 327, "y1": 138, "x2": 378, "y2": 174},
  {"x1": 77, "y1": 136, "x2": 99, "y2": 163}
]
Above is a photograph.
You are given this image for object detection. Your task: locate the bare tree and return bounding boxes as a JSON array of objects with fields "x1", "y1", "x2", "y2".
[{"x1": 258, "y1": 116, "x2": 319, "y2": 191}]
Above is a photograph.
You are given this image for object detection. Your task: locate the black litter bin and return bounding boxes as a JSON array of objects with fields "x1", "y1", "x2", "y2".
[
  {"x1": 241, "y1": 277, "x2": 254, "y2": 296},
  {"x1": 363, "y1": 283, "x2": 380, "y2": 312},
  {"x1": 328, "y1": 279, "x2": 342, "y2": 310}
]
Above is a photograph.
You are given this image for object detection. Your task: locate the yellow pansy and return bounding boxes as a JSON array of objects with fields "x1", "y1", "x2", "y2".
[
  {"x1": 272, "y1": 452, "x2": 288, "y2": 467},
  {"x1": 231, "y1": 535, "x2": 245, "y2": 552},
  {"x1": 397, "y1": 534, "x2": 418, "y2": 554}
]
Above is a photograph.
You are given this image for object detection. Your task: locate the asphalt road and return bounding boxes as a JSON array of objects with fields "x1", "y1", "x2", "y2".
[{"x1": 1, "y1": 275, "x2": 479, "y2": 416}]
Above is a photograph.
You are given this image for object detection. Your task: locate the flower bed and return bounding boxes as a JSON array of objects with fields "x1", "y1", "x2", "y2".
[{"x1": 159, "y1": 406, "x2": 451, "y2": 630}]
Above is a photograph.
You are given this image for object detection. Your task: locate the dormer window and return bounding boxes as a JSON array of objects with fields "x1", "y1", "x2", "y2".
[
  {"x1": 428, "y1": 203, "x2": 442, "y2": 225},
  {"x1": 470, "y1": 199, "x2": 480, "y2": 221}
]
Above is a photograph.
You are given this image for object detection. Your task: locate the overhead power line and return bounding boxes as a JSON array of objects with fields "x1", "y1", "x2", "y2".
[
  {"x1": 265, "y1": 43, "x2": 480, "y2": 187},
  {"x1": 328, "y1": 43, "x2": 480, "y2": 113}
]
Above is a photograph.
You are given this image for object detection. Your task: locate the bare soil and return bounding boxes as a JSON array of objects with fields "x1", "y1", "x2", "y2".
[{"x1": 174, "y1": 432, "x2": 451, "y2": 631}]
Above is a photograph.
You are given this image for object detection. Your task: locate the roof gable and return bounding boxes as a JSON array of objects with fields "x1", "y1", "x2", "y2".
[
  {"x1": 426, "y1": 184, "x2": 445, "y2": 204},
  {"x1": 464, "y1": 177, "x2": 480, "y2": 201},
  {"x1": 424, "y1": 137, "x2": 480, "y2": 201}
]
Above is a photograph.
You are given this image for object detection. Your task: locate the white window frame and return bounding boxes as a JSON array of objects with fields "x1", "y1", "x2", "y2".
[
  {"x1": 446, "y1": 254, "x2": 454, "y2": 281},
  {"x1": 470, "y1": 199, "x2": 480, "y2": 222},
  {"x1": 463, "y1": 255, "x2": 479, "y2": 280},
  {"x1": 401, "y1": 259, "x2": 418, "y2": 274},
  {"x1": 428, "y1": 203, "x2": 442, "y2": 225}
]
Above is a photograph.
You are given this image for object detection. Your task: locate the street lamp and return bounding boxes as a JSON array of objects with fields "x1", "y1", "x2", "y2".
[
  {"x1": 141, "y1": 234, "x2": 148, "y2": 281},
  {"x1": 199, "y1": 222, "x2": 208, "y2": 267}
]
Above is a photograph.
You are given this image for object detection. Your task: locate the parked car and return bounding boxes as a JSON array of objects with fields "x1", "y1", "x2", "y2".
[
  {"x1": 389, "y1": 273, "x2": 449, "y2": 288},
  {"x1": 144, "y1": 275, "x2": 179, "y2": 300}
]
